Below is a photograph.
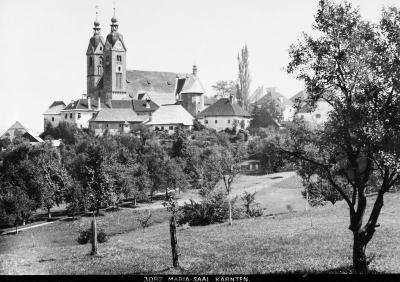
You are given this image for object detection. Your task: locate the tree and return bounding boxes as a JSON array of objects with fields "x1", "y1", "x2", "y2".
[
  {"x1": 212, "y1": 143, "x2": 247, "y2": 225},
  {"x1": 250, "y1": 93, "x2": 283, "y2": 128},
  {"x1": 284, "y1": 0, "x2": 400, "y2": 273},
  {"x1": 211, "y1": 80, "x2": 237, "y2": 98},
  {"x1": 34, "y1": 145, "x2": 72, "y2": 220},
  {"x1": 237, "y1": 45, "x2": 251, "y2": 110}
]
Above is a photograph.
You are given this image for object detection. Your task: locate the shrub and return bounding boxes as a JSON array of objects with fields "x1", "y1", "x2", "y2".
[
  {"x1": 240, "y1": 191, "x2": 263, "y2": 218},
  {"x1": 77, "y1": 227, "x2": 108, "y2": 244},
  {"x1": 177, "y1": 188, "x2": 242, "y2": 226},
  {"x1": 138, "y1": 212, "x2": 152, "y2": 228}
]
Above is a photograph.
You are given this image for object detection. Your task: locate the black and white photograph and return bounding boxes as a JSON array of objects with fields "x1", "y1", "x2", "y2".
[{"x1": 1, "y1": 0, "x2": 400, "y2": 278}]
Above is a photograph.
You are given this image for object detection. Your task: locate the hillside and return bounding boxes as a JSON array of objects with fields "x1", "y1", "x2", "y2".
[{"x1": 1, "y1": 191, "x2": 399, "y2": 274}]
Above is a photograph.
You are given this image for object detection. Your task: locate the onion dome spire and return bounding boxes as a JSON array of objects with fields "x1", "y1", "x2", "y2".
[
  {"x1": 111, "y1": 5, "x2": 118, "y2": 32},
  {"x1": 93, "y1": 5, "x2": 101, "y2": 35}
]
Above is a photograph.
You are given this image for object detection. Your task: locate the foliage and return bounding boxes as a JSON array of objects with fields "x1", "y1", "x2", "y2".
[
  {"x1": 237, "y1": 45, "x2": 251, "y2": 110},
  {"x1": 138, "y1": 212, "x2": 152, "y2": 228},
  {"x1": 211, "y1": 80, "x2": 237, "y2": 98},
  {"x1": 77, "y1": 227, "x2": 108, "y2": 244},
  {"x1": 250, "y1": 93, "x2": 283, "y2": 128},
  {"x1": 40, "y1": 121, "x2": 82, "y2": 145},
  {"x1": 240, "y1": 191, "x2": 263, "y2": 217},
  {"x1": 284, "y1": 0, "x2": 400, "y2": 272}
]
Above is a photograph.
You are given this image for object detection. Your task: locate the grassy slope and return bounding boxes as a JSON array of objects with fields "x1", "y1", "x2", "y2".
[{"x1": 1, "y1": 192, "x2": 399, "y2": 274}]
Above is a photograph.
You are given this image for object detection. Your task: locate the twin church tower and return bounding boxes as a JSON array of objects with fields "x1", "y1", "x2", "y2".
[{"x1": 86, "y1": 10, "x2": 127, "y2": 102}]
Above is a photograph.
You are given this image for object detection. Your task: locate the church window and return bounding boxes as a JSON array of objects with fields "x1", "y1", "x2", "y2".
[
  {"x1": 89, "y1": 57, "x2": 93, "y2": 67},
  {"x1": 106, "y1": 124, "x2": 109, "y2": 128},
  {"x1": 78, "y1": 113, "x2": 81, "y2": 119},
  {"x1": 116, "y1": 73, "x2": 122, "y2": 89},
  {"x1": 117, "y1": 66, "x2": 121, "y2": 72},
  {"x1": 215, "y1": 120, "x2": 218, "y2": 124},
  {"x1": 228, "y1": 120, "x2": 230, "y2": 124},
  {"x1": 99, "y1": 56, "x2": 103, "y2": 65},
  {"x1": 100, "y1": 46, "x2": 103, "y2": 51},
  {"x1": 70, "y1": 113, "x2": 73, "y2": 119},
  {"x1": 169, "y1": 126, "x2": 173, "y2": 130},
  {"x1": 117, "y1": 55, "x2": 122, "y2": 62},
  {"x1": 52, "y1": 117, "x2": 54, "y2": 122},
  {"x1": 65, "y1": 114, "x2": 67, "y2": 119}
]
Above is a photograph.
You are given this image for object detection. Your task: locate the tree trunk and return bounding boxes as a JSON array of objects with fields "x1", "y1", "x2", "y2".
[
  {"x1": 47, "y1": 207, "x2": 51, "y2": 220},
  {"x1": 353, "y1": 232, "x2": 368, "y2": 273},
  {"x1": 169, "y1": 215, "x2": 179, "y2": 268},
  {"x1": 15, "y1": 223, "x2": 18, "y2": 235},
  {"x1": 228, "y1": 196, "x2": 232, "y2": 225},
  {"x1": 91, "y1": 213, "x2": 98, "y2": 256}
]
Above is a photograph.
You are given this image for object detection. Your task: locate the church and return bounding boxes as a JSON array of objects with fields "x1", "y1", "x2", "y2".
[{"x1": 43, "y1": 10, "x2": 207, "y2": 135}]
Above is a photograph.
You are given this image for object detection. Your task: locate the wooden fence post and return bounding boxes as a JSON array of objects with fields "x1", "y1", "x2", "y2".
[
  {"x1": 91, "y1": 212, "x2": 98, "y2": 255},
  {"x1": 169, "y1": 215, "x2": 179, "y2": 268}
]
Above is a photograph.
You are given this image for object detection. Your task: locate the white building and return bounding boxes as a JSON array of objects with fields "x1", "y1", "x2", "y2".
[
  {"x1": 89, "y1": 108, "x2": 148, "y2": 136},
  {"x1": 146, "y1": 104, "x2": 194, "y2": 134},
  {"x1": 288, "y1": 90, "x2": 332, "y2": 125},
  {"x1": 43, "y1": 101, "x2": 66, "y2": 128},
  {"x1": 197, "y1": 96, "x2": 252, "y2": 131}
]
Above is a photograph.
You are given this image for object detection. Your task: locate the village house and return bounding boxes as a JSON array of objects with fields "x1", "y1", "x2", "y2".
[
  {"x1": 146, "y1": 105, "x2": 194, "y2": 134},
  {"x1": 197, "y1": 96, "x2": 252, "y2": 131}
]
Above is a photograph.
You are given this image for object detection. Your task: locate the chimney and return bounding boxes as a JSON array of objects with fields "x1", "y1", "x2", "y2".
[
  {"x1": 88, "y1": 96, "x2": 92, "y2": 110},
  {"x1": 145, "y1": 98, "x2": 151, "y2": 109},
  {"x1": 192, "y1": 64, "x2": 198, "y2": 76},
  {"x1": 229, "y1": 95, "x2": 234, "y2": 104},
  {"x1": 97, "y1": 96, "x2": 101, "y2": 110}
]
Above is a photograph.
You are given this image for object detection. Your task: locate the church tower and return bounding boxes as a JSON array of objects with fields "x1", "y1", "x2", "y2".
[
  {"x1": 103, "y1": 9, "x2": 127, "y2": 102},
  {"x1": 86, "y1": 10, "x2": 105, "y2": 100}
]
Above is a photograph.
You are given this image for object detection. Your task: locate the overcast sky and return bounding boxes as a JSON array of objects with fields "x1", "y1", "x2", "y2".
[{"x1": 0, "y1": 0, "x2": 398, "y2": 135}]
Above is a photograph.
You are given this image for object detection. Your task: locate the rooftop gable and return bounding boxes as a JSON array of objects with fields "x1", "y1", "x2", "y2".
[{"x1": 197, "y1": 98, "x2": 251, "y2": 118}]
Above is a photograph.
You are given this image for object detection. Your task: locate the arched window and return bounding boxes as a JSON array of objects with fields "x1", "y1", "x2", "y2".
[{"x1": 89, "y1": 57, "x2": 93, "y2": 67}]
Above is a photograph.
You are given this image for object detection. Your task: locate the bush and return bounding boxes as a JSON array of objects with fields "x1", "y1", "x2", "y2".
[
  {"x1": 77, "y1": 227, "x2": 108, "y2": 244},
  {"x1": 177, "y1": 188, "x2": 246, "y2": 226}
]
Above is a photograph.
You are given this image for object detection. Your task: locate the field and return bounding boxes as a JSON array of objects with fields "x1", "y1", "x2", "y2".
[{"x1": 1, "y1": 174, "x2": 399, "y2": 274}]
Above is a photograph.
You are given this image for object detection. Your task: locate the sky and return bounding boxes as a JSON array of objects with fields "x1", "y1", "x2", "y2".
[{"x1": 0, "y1": 0, "x2": 398, "y2": 135}]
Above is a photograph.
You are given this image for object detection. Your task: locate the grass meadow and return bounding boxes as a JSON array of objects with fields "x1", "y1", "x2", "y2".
[{"x1": 0, "y1": 175, "x2": 399, "y2": 274}]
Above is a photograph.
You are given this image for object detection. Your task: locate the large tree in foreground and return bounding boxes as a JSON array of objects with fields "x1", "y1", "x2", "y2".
[{"x1": 284, "y1": 0, "x2": 400, "y2": 273}]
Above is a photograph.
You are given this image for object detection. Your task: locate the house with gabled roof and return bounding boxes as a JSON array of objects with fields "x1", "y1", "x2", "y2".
[
  {"x1": 89, "y1": 108, "x2": 148, "y2": 136},
  {"x1": 43, "y1": 101, "x2": 66, "y2": 128},
  {"x1": 287, "y1": 90, "x2": 332, "y2": 125},
  {"x1": 146, "y1": 105, "x2": 194, "y2": 134},
  {"x1": 197, "y1": 96, "x2": 252, "y2": 131},
  {"x1": 1, "y1": 121, "x2": 28, "y2": 140}
]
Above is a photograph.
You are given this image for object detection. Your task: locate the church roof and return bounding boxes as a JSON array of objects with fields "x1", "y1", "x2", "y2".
[
  {"x1": 197, "y1": 98, "x2": 251, "y2": 118},
  {"x1": 86, "y1": 35, "x2": 105, "y2": 55},
  {"x1": 180, "y1": 75, "x2": 205, "y2": 94},
  {"x1": 125, "y1": 70, "x2": 205, "y2": 105},
  {"x1": 126, "y1": 70, "x2": 179, "y2": 96},
  {"x1": 147, "y1": 105, "x2": 194, "y2": 126},
  {"x1": 90, "y1": 109, "x2": 146, "y2": 123},
  {"x1": 109, "y1": 99, "x2": 159, "y2": 112}
]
